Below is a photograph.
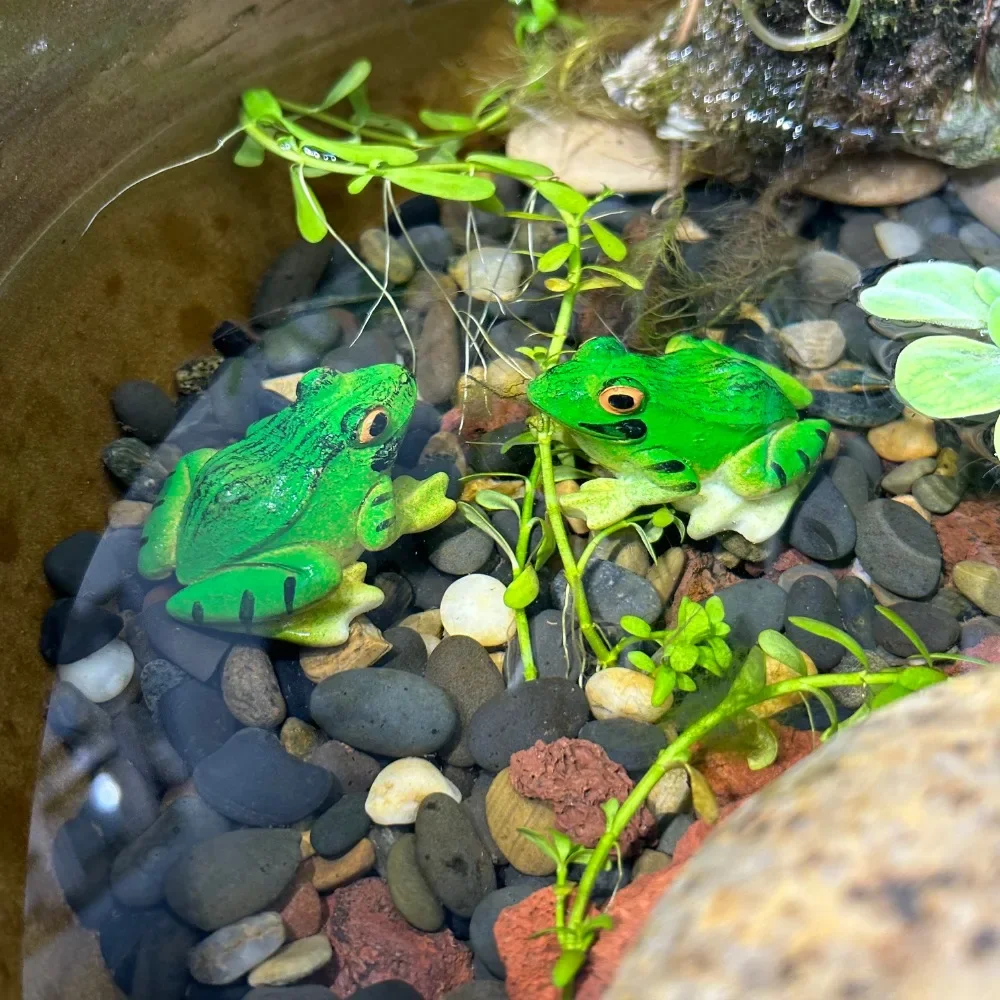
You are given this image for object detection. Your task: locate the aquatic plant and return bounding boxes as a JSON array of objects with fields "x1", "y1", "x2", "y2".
[{"x1": 858, "y1": 261, "x2": 1000, "y2": 458}]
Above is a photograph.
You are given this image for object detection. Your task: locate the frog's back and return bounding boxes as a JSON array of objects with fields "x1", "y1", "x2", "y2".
[{"x1": 175, "y1": 407, "x2": 359, "y2": 580}]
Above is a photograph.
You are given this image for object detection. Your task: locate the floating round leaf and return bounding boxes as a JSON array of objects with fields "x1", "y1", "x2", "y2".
[
  {"x1": 974, "y1": 266, "x2": 1000, "y2": 307},
  {"x1": 894, "y1": 335, "x2": 1000, "y2": 419},
  {"x1": 858, "y1": 261, "x2": 990, "y2": 330}
]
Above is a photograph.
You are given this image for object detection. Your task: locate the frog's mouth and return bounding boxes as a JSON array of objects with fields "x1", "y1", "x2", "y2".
[{"x1": 578, "y1": 418, "x2": 647, "y2": 442}]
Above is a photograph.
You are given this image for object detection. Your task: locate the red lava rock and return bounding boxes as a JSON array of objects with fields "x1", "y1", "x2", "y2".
[
  {"x1": 945, "y1": 635, "x2": 1000, "y2": 676},
  {"x1": 276, "y1": 872, "x2": 323, "y2": 940},
  {"x1": 696, "y1": 723, "x2": 819, "y2": 804},
  {"x1": 440, "y1": 398, "x2": 533, "y2": 439},
  {"x1": 509, "y1": 738, "x2": 655, "y2": 854},
  {"x1": 496, "y1": 804, "x2": 742, "y2": 1000},
  {"x1": 324, "y1": 877, "x2": 473, "y2": 999},
  {"x1": 935, "y1": 498, "x2": 1000, "y2": 576},
  {"x1": 669, "y1": 548, "x2": 741, "y2": 616}
]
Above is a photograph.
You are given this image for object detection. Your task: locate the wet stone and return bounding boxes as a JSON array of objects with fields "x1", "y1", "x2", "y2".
[
  {"x1": 194, "y1": 728, "x2": 333, "y2": 827},
  {"x1": 469, "y1": 884, "x2": 542, "y2": 978},
  {"x1": 88, "y1": 755, "x2": 159, "y2": 844},
  {"x1": 409, "y1": 564, "x2": 460, "y2": 611},
  {"x1": 855, "y1": 499, "x2": 943, "y2": 599},
  {"x1": 427, "y1": 513, "x2": 495, "y2": 576},
  {"x1": 252, "y1": 238, "x2": 333, "y2": 325},
  {"x1": 716, "y1": 580, "x2": 788, "y2": 649},
  {"x1": 130, "y1": 909, "x2": 198, "y2": 1000},
  {"x1": 387, "y1": 833, "x2": 445, "y2": 932},
  {"x1": 47, "y1": 681, "x2": 117, "y2": 768},
  {"x1": 874, "y1": 600, "x2": 960, "y2": 657},
  {"x1": 102, "y1": 437, "x2": 172, "y2": 499},
  {"x1": 139, "y1": 602, "x2": 231, "y2": 682},
  {"x1": 377, "y1": 626, "x2": 428, "y2": 675},
  {"x1": 911, "y1": 473, "x2": 963, "y2": 514},
  {"x1": 138, "y1": 657, "x2": 187, "y2": 722},
  {"x1": 272, "y1": 653, "x2": 317, "y2": 721},
  {"x1": 40, "y1": 599, "x2": 123, "y2": 666},
  {"x1": 552, "y1": 559, "x2": 663, "y2": 639},
  {"x1": 188, "y1": 911, "x2": 286, "y2": 985},
  {"x1": 415, "y1": 793, "x2": 497, "y2": 918},
  {"x1": 111, "y1": 380, "x2": 176, "y2": 445},
  {"x1": 261, "y1": 312, "x2": 341, "y2": 374},
  {"x1": 311, "y1": 667, "x2": 458, "y2": 757},
  {"x1": 221, "y1": 645, "x2": 286, "y2": 728},
  {"x1": 828, "y1": 455, "x2": 873, "y2": 521},
  {"x1": 306, "y1": 739, "x2": 380, "y2": 795},
  {"x1": 310, "y1": 791, "x2": 371, "y2": 859},
  {"x1": 405, "y1": 224, "x2": 454, "y2": 272},
  {"x1": 112, "y1": 702, "x2": 187, "y2": 788},
  {"x1": 159, "y1": 679, "x2": 240, "y2": 768},
  {"x1": 881, "y1": 457, "x2": 938, "y2": 495},
  {"x1": 784, "y1": 576, "x2": 845, "y2": 669},
  {"x1": 837, "y1": 576, "x2": 877, "y2": 650},
  {"x1": 164, "y1": 828, "x2": 301, "y2": 931},
  {"x1": 786, "y1": 472, "x2": 856, "y2": 562},
  {"x1": 366, "y1": 571, "x2": 414, "y2": 631},
  {"x1": 839, "y1": 433, "x2": 883, "y2": 486},
  {"x1": 504, "y1": 608, "x2": 584, "y2": 688},
  {"x1": 467, "y1": 677, "x2": 591, "y2": 772},
  {"x1": 43, "y1": 530, "x2": 102, "y2": 597},
  {"x1": 578, "y1": 719, "x2": 667, "y2": 776},
  {"x1": 463, "y1": 772, "x2": 507, "y2": 866}
]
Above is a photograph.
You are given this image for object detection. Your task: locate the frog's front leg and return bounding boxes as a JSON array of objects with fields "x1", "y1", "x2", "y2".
[
  {"x1": 167, "y1": 546, "x2": 341, "y2": 627},
  {"x1": 722, "y1": 419, "x2": 831, "y2": 498},
  {"x1": 138, "y1": 448, "x2": 217, "y2": 580},
  {"x1": 389, "y1": 473, "x2": 457, "y2": 539}
]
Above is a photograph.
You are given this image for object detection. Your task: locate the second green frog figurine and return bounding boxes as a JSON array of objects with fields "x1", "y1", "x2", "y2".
[
  {"x1": 138, "y1": 364, "x2": 455, "y2": 646},
  {"x1": 527, "y1": 335, "x2": 831, "y2": 543}
]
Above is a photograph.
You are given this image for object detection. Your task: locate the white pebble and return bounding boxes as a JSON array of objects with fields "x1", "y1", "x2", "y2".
[
  {"x1": 585, "y1": 667, "x2": 669, "y2": 723},
  {"x1": 365, "y1": 757, "x2": 461, "y2": 825},
  {"x1": 440, "y1": 573, "x2": 515, "y2": 647},
  {"x1": 58, "y1": 639, "x2": 135, "y2": 703},
  {"x1": 449, "y1": 248, "x2": 523, "y2": 303},
  {"x1": 874, "y1": 220, "x2": 923, "y2": 259},
  {"x1": 777, "y1": 320, "x2": 846, "y2": 369}
]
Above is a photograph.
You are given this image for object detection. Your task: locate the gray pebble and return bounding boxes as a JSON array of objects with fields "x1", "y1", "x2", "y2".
[
  {"x1": 784, "y1": 575, "x2": 846, "y2": 669},
  {"x1": 387, "y1": 833, "x2": 445, "y2": 931},
  {"x1": 306, "y1": 739, "x2": 381, "y2": 795},
  {"x1": 911, "y1": 474, "x2": 963, "y2": 514},
  {"x1": 578, "y1": 718, "x2": 667, "y2": 775},
  {"x1": 427, "y1": 512, "x2": 495, "y2": 575},
  {"x1": 716, "y1": 579, "x2": 787, "y2": 648},
  {"x1": 837, "y1": 576, "x2": 877, "y2": 650},
  {"x1": 139, "y1": 658, "x2": 187, "y2": 722},
  {"x1": 504, "y1": 608, "x2": 584, "y2": 688},
  {"x1": 881, "y1": 457, "x2": 938, "y2": 495},
  {"x1": 873, "y1": 601, "x2": 960, "y2": 657},
  {"x1": 463, "y1": 773, "x2": 506, "y2": 866},
  {"x1": 310, "y1": 792, "x2": 371, "y2": 859},
  {"x1": 552, "y1": 559, "x2": 663, "y2": 638},
  {"x1": 111, "y1": 380, "x2": 176, "y2": 445},
  {"x1": 469, "y1": 884, "x2": 542, "y2": 977},
  {"x1": 787, "y1": 472, "x2": 856, "y2": 562},
  {"x1": 855, "y1": 499, "x2": 942, "y2": 599}
]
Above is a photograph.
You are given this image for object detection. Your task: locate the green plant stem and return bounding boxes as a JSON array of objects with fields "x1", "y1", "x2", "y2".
[
  {"x1": 739, "y1": 0, "x2": 862, "y2": 52},
  {"x1": 560, "y1": 668, "x2": 910, "y2": 987},
  {"x1": 515, "y1": 463, "x2": 542, "y2": 681}
]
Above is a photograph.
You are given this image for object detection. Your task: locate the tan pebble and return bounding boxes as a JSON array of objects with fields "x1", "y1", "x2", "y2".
[
  {"x1": 108, "y1": 500, "x2": 151, "y2": 529},
  {"x1": 935, "y1": 447, "x2": 960, "y2": 478},
  {"x1": 418, "y1": 431, "x2": 468, "y2": 477},
  {"x1": 556, "y1": 480, "x2": 588, "y2": 534},
  {"x1": 777, "y1": 320, "x2": 846, "y2": 369},
  {"x1": 358, "y1": 228, "x2": 414, "y2": 284},
  {"x1": 247, "y1": 934, "x2": 333, "y2": 987},
  {"x1": 798, "y1": 153, "x2": 946, "y2": 207},
  {"x1": 460, "y1": 477, "x2": 525, "y2": 504},
  {"x1": 397, "y1": 609, "x2": 442, "y2": 638},
  {"x1": 280, "y1": 718, "x2": 324, "y2": 759},
  {"x1": 222, "y1": 646, "x2": 286, "y2": 729},
  {"x1": 633, "y1": 849, "x2": 672, "y2": 878},
  {"x1": 953, "y1": 164, "x2": 1000, "y2": 232},
  {"x1": 615, "y1": 539, "x2": 652, "y2": 576},
  {"x1": 823, "y1": 430, "x2": 840, "y2": 461},
  {"x1": 454, "y1": 366, "x2": 491, "y2": 422},
  {"x1": 952, "y1": 561, "x2": 1000, "y2": 616},
  {"x1": 449, "y1": 247, "x2": 523, "y2": 303},
  {"x1": 586, "y1": 667, "x2": 669, "y2": 723},
  {"x1": 867, "y1": 416, "x2": 938, "y2": 462},
  {"x1": 486, "y1": 357, "x2": 534, "y2": 399},
  {"x1": 675, "y1": 216, "x2": 710, "y2": 242},
  {"x1": 403, "y1": 270, "x2": 458, "y2": 311},
  {"x1": 299, "y1": 617, "x2": 391, "y2": 682},
  {"x1": 647, "y1": 548, "x2": 686, "y2": 603},
  {"x1": 749, "y1": 651, "x2": 818, "y2": 719},
  {"x1": 261, "y1": 373, "x2": 305, "y2": 402},
  {"x1": 717, "y1": 550, "x2": 741, "y2": 570},
  {"x1": 508, "y1": 114, "x2": 673, "y2": 195},
  {"x1": 891, "y1": 494, "x2": 932, "y2": 522},
  {"x1": 422, "y1": 634, "x2": 441, "y2": 656},
  {"x1": 365, "y1": 757, "x2": 461, "y2": 825},
  {"x1": 489, "y1": 651, "x2": 505, "y2": 672},
  {"x1": 303, "y1": 838, "x2": 375, "y2": 892},
  {"x1": 645, "y1": 768, "x2": 691, "y2": 819},
  {"x1": 416, "y1": 302, "x2": 461, "y2": 406},
  {"x1": 300, "y1": 830, "x2": 315, "y2": 860},
  {"x1": 485, "y1": 769, "x2": 557, "y2": 876}
]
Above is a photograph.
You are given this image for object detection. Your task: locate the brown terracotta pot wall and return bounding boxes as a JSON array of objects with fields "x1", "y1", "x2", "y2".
[{"x1": 0, "y1": 1, "x2": 514, "y2": 994}]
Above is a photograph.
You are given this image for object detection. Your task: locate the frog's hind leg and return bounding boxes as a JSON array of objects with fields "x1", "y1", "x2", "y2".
[
  {"x1": 166, "y1": 545, "x2": 341, "y2": 628},
  {"x1": 138, "y1": 448, "x2": 216, "y2": 580},
  {"x1": 723, "y1": 420, "x2": 831, "y2": 498}
]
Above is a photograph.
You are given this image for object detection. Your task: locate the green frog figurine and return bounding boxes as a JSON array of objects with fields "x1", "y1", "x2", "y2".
[
  {"x1": 138, "y1": 364, "x2": 455, "y2": 645},
  {"x1": 526, "y1": 335, "x2": 830, "y2": 542}
]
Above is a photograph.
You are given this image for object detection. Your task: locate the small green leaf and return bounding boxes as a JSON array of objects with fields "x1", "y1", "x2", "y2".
[
  {"x1": 544, "y1": 277, "x2": 572, "y2": 293},
  {"x1": 504, "y1": 565, "x2": 540, "y2": 609},
  {"x1": 676, "y1": 673, "x2": 697, "y2": 692},
  {"x1": 704, "y1": 595, "x2": 726, "y2": 626},
  {"x1": 241, "y1": 88, "x2": 285, "y2": 123},
  {"x1": 651, "y1": 507, "x2": 676, "y2": 528},
  {"x1": 583, "y1": 264, "x2": 644, "y2": 290},
  {"x1": 286, "y1": 123, "x2": 419, "y2": 166},
  {"x1": 474, "y1": 83, "x2": 512, "y2": 117},
  {"x1": 874, "y1": 605, "x2": 933, "y2": 666},
  {"x1": 896, "y1": 665, "x2": 947, "y2": 691},
  {"x1": 465, "y1": 152, "x2": 553, "y2": 179},
  {"x1": 729, "y1": 645, "x2": 766, "y2": 700},
  {"x1": 538, "y1": 242, "x2": 573, "y2": 273},
  {"x1": 289, "y1": 167, "x2": 328, "y2": 243},
  {"x1": 601, "y1": 797, "x2": 620, "y2": 826},
  {"x1": 506, "y1": 210, "x2": 561, "y2": 222},
  {"x1": 457, "y1": 501, "x2": 518, "y2": 566},
  {"x1": 586, "y1": 219, "x2": 627, "y2": 261},
  {"x1": 741, "y1": 714, "x2": 779, "y2": 770},
  {"x1": 548, "y1": 829, "x2": 575, "y2": 863},
  {"x1": 419, "y1": 109, "x2": 479, "y2": 132},
  {"x1": 357, "y1": 110, "x2": 420, "y2": 141},
  {"x1": 808, "y1": 686, "x2": 840, "y2": 741},
  {"x1": 383, "y1": 168, "x2": 496, "y2": 202},
  {"x1": 474, "y1": 489, "x2": 521, "y2": 513},
  {"x1": 870, "y1": 682, "x2": 910, "y2": 710},
  {"x1": 685, "y1": 764, "x2": 719, "y2": 824},
  {"x1": 577, "y1": 277, "x2": 622, "y2": 291},
  {"x1": 757, "y1": 629, "x2": 806, "y2": 675},
  {"x1": 233, "y1": 134, "x2": 266, "y2": 167},
  {"x1": 620, "y1": 615, "x2": 652, "y2": 638},
  {"x1": 975, "y1": 266, "x2": 1000, "y2": 306},
  {"x1": 581, "y1": 913, "x2": 614, "y2": 933},
  {"x1": 532, "y1": 521, "x2": 556, "y2": 571},
  {"x1": 315, "y1": 60, "x2": 372, "y2": 111},
  {"x1": 652, "y1": 667, "x2": 676, "y2": 706},
  {"x1": 346, "y1": 173, "x2": 374, "y2": 194},
  {"x1": 669, "y1": 643, "x2": 698, "y2": 673},
  {"x1": 500, "y1": 429, "x2": 538, "y2": 454},
  {"x1": 788, "y1": 616, "x2": 868, "y2": 667},
  {"x1": 535, "y1": 180, "x2": 590, "y2": 217},
  {"x1": 552, "y1": 465, "x2": 590, "y2": 481},
  {"x1": 990, "y1": 299, "x2": 1000, "y2": 348},
  {"x1": 552, "y1": 950, "x2": 588, "y2": 989},
  {"x1": 516, "y1": 828, "x2": 560, "y2": 863},
  {"x1": 627, "y1": 650, "x2": 657, "y2": 673}
]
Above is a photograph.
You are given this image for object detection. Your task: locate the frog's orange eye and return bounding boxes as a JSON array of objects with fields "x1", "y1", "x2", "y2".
[
  {"x1": 358, "y1": 407, "x2": 389, "y2": 444},
  {"x1": 599, "y1": 386, "x2": 644, "y2": 414}
]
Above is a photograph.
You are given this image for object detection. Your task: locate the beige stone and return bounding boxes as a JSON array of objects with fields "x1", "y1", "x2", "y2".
[
  {"x1": 632, "y1": 849, "x2": 672, "y2": 879},
  {"x1": 107, "y1": 499, "x2": 151, "y2": 529},
  {"x1": 645, "y1": 767, "x2": 690, "y2": 820},
  {"x1": 953, "y1": 164, "x2": 1000, "y2": 232},
  {"x1": 246, "y1": 933, "x2": 333, "y2": 987},
  {"x1": 449, "y1": 247, "x2": 523, "y2": 303},
  {"x1": 221, "y1": 646, "x2": 286, "y2": 729},
  {"x1": 953, "y1": 561, "x2": 1000, "y2": 616},
  {"x1": 798, "y1": 153, "x2": 946, "y2": 207},
  {"x1": 398, "y1": 609, "x2": 442, "y2": 638},
  {"x1": 749, "y1": 650, "x2": 818, "y2": 719},
  {"x1": 507, "y1": 114, "x2": 673, "y2": 195},
  {"x1": 891, "y1": 494, "x2": 932, "y2": 523},
  {"x1": 609, "y1": 667, "x2": 1000, "y2": 1000},
  {"x1": 303, "y1": 838, "x2": 375, "y2": 892},
  {"x1": 586, "y1": 667, "x2": 669, "y2": 723},
  {"x1": 403, "y1": 270, "x2": 458, "y2": 311},
  {"x1": 358, "y1": 228, "x2": 414, "y2": 284},
  {"x1": 365, "y1": 757, "x2": 461, "y2": 825},
  {"x1": 279, "y1": 718, "x2": 324, "y2": 759},
  {"x1": 868, "y1": 415, "x2": 938, "y2": 462},
  {"x1": 261, "y1": 372, "x2": 304, "y2": 402},
  {"x1": 614, "y1": 539, "x2": 652, "y2": 577},
  {"x1": 485, "y1": 769, "x2": 558, "y2": 876},
  {"x1": 299, "y1": 617, "x2": 390, "y2": 682},
  {"x1": 777, "y1": 320, "x2": 846, "y2": 369},
  {"x1": 440, "y1": 573, "x2": 516, "y2": 647},
  {"x1": 647, "y1": 548, "x2": 686, "y2": 603}
]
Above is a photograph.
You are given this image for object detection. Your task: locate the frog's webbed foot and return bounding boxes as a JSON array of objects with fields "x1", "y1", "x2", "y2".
[
  {"x1": 722, "y1": 420, "x2": 830, "y2": 499},
  {"x1": 559, "y1": 475, "x2": 679, "y2": 531},
  {"x1": 138, "y1": 448, "x2": 216, "y2": 580},
  {"x1": 391, "y1": 473, "x2": 457, "y2": 537},
  {"x1": 264, "y1": 562, "x2": 384, "y2": 646},
  {"x1": 167, "y1": 545, "x2": 341, "y2": 628}
]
